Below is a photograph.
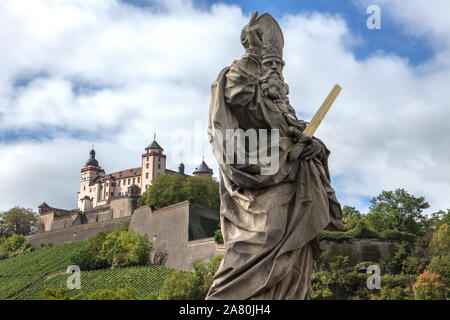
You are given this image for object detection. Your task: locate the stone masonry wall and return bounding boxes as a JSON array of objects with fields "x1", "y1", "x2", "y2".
[{"x1": 26, "y1": 217, "x2": 131, "y2": 247}]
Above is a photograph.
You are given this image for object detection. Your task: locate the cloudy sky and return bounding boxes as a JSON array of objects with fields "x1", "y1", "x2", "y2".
[{"x1": 0, "y1": 0, "x2": 449, "y2": 215}]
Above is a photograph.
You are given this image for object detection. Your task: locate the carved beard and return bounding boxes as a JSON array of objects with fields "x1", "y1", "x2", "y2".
[{"x1": 261, "y1": 70, "x2": 288, "y2": 102}]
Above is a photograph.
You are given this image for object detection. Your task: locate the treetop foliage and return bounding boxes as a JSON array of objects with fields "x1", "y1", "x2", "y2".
[
  {"x1": 0, "y1": 207, "x2": 37, "y2": 237},
  {"x1": 138, "y1": 173, "x2": 220, "y2": 211}
]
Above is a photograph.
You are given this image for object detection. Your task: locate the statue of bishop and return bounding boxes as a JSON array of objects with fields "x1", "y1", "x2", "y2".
[{"x1": 206, "y1": 12, "x2": 342, "y2": 300}]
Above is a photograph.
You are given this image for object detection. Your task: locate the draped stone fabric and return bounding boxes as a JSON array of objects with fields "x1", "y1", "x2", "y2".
[{"x1": 205, "y1": 57, "x2": 342, "y2": 300}]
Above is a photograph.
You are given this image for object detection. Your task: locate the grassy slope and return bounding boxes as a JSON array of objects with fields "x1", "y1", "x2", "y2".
[
  {"x1": 0, "y1": 242, "x2": 84, "y2": 299},
  {"x1": 15, "y1": 265, "x2": 180, "y2": 300}
]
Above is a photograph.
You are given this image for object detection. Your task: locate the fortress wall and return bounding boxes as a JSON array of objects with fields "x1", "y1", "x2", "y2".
[
  {"x1": 110, "y1": 197, "x2": 134, "y2": 219},
  {"x1": 130, "y1": 201, "x2": 222, "y2": 271},
  {"x1": 184, "y1": 238, "x2": 226, "y2": 270},
  {"x1": 319, "y1": 238, "x2": 393, "y2": 260},
  {"x1": 131, "y1": 202, "x2": 190, "y2": 270},
  {"x1": 26, "y1": 216, "x2": 131, "y2": 247}
]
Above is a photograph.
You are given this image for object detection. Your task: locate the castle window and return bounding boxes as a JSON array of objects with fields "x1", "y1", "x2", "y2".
[
  {"x1": 146, "y1": 185, "x2": 149, "y2": 190},
  {"x1": 147, "y1": 156, "x2": 149, "y2": 162},
  {"x1": 89, "y1": 188, "x2": 92, "y2": 192},
  {"x1": 111, "y1": 192, "x2": 114, "y2": 197},
  {"x1": 84, "y1": 186, "x2": 86, "y2": 191},
  {"x1": 146, "y1": 163, "x2": 149, "y2": 169},
  {"x1": 118, "y1": 181, "x2": 120, "y2": 186},
  {"x1": 138, "y1": 177, "x2": 140, "y2": 183},
  {"x1": 146, "y1": 173, "x2": 149, "y2": 179},
  {"x1": 133, "y1": 178, "x2": 135, "y2": 184},
  {"x1": 158, "y1": 164, "x2": 161, "y2": 169},
  {"x1": 128, "y1": 179, "x2": 131, "y2": 184}
]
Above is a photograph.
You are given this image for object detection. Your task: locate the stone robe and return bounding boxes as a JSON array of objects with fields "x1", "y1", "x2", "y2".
[{"x1": 206, "y1": 54, "x2": 342, "y2": 300}]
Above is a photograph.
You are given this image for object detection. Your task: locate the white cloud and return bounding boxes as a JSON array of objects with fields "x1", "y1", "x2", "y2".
[{"x1": 0, "y1": 0, "x2": 449, "y2": 216}]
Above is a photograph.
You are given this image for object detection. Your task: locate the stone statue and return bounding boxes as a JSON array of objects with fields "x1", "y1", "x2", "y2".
[{"x1": 206, "y1": 12, "x2": 343, "y2": 300}]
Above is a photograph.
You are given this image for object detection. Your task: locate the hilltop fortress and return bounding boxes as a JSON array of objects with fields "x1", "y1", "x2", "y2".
[
  {"x1": 28, "y1": 138, "x2": 223, "y2": 271},
  {"x1": 36, "y1": 137, "x2": 213, "y2": 233}
]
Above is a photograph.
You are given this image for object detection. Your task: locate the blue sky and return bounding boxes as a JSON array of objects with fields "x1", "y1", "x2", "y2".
[
  {"x1": 124, "y1": 0, "x2": 433, "y2": 66},
  {"x1": 1, "y1": 0, "x2": 449, "y2": 214}
]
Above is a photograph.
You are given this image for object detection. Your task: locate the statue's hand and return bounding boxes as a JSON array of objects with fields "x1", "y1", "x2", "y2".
[
  {"x1": 241, "y1": 11, "x2": 264, "y2": 56},
  {"x1": 299, "y1": 139, "x2": 325, "y2": 161},
  {"x1": 288, "y1": 126, "x2": 313, "y2": 144},
  {"x1": 288, "y1": 131, "x2": 313, "y2": 162}
]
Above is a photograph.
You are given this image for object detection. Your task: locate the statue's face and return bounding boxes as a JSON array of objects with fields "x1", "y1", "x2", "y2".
[
  {"x1": 262, "y1": 57, "x2": 284, "y2": 78},
  {"x1": 261, "y1": 56, "x2": 288, "y2": 101}
]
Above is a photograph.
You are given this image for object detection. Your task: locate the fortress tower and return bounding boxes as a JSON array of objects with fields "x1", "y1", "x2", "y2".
[
  {"x1": 74, "y1": 137, "x2": 213, "y2": 213},
  {"x1": 38, "y1": 135, "x2": 216, "y2": 235},
  {"x1": 193, "y1": 160, "x2": 213, "y2": 177},
  {"x1": 78, "y1": 148, "x2": 105, "y2": 210},
  {"x1": 141, "y1": 136, "x2": 167, "y2": 192}
]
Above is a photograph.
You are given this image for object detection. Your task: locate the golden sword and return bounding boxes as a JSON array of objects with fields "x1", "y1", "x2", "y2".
[{"x1": 303, "y1": 84, "x2": 342, "y2": 136}]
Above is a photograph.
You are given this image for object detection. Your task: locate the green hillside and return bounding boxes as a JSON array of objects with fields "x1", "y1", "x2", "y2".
[
  {"x1": 15, "y1": 265, "x2": 179, "y2": 300},
  {"x1": 0, "y1": 242, "x2": 84, "y2": 299}
]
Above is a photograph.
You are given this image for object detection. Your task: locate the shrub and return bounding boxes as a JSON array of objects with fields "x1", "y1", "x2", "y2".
[
  {"x1": 382, "y1": 242, "x2": 411, "y2": 274},
  {"x1": 69, "y1": 244, "x2": 108, "y2": 271},
  {"x1": 69, "y1": 245, "x2": 96, "y2": 270},
  {"x1": 100, "y1": 230, "x2": 152, "y2": 268},
  {"x1": 310, "y1": 272, "x2": 334, "y2": 300},
  {"x1": 214, "y1": 229, "x2": 223, "y2": 244},
  {"x1": 40, "y1": 288, "x2": 85, "y2": 300},
  {"x1": 379, "y1": 230, "x2": 416, "y2": 242},
  {"x1": 157, "y1": 254, "x2": 223, "y2": 300},
  {"x1": 427, "y1": 255, "x2": 450, "y2": 287},
  {"x1": 376, "y1": 286, "x2": 408, "y2": 300},
  {"x1": 310, "y1": 261, "x2": 364, "y2": 300},
  {"x1": 319, "y1": 231, "x2": 352, "y2": 243},
  {"x1": 413, "y1": 270, "x2": 446, "y2": 300},
  {"x1": 347, "y1": 220, "x2": 379, "y2": 239},
  {"x1": 157, "y1": 271, "x2": 197, "y2": 300},
  {"x1": 87, "y1": 231, "x2": 108, "y2": 254},
  {"x1": 314, "y1": 245, "x2": 359, "y2": 272},
  {"x1": 88, "y1": 286, "x2": 139, "y2": 300},
  {"x1": 429, "y1": 224, "x2": 449, "y2": 256},
  {"x1": 370, "y1": 274, "x2": 415, "y2": 300},
  {"x1": 0, "y1": 234, "x2": 33, "y2": 259}
]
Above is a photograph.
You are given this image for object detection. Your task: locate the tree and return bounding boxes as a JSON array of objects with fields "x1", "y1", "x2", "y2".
[
  {"x1": 139, "y1": 173, "x2": 220, "y2": 211},
  {"x1": 429, "y1": 223, "x2": 450, "y2": 256},
  {"x1": 0, "y1": 234, "x2": 34, "y2": 260},
  {"x1": 413, "y1": 270, "x2": 446, "y2": 300},
  {"x1": 0, "y1": 207, "x2": 37, "y2": 237},
  {"x1": 366, "y1": 189, "x2": 429, "y2": 235},
  {"x1": 183, "y1": 176, "x2": 220, "y2": 211},
  {"x1": 427, "y1": 223, "x2": 450, "y2": 289},
  {"x1": 139, "y1": 173, "x2": 187, "y2": 209},
  {"x1": 342, "y1": 206, "x2": 362, "y2": 231},
  {"x1": 426, "y1": 209, "x2": 450, "y2": 231}
]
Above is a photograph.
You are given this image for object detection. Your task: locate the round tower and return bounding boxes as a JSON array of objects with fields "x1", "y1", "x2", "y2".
[
  {"x1": 78, "y1": 147, "x2": 104, "y2": 210},
  {"x1": 193, "y1": 159, "x2": 213, "y2": 177}
]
